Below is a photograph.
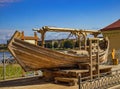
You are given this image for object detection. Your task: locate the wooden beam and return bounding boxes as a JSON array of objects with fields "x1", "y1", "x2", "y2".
[{"x1": 42, "y1": 26, "x2": 101, "y2": 33}]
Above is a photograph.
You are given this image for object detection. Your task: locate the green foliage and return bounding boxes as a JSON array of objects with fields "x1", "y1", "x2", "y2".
[
  {"x1": 45, "y1": 42, "x2": 52, "y2": 48},
  {"x1": 60, "y1": 41, "x2": 64, "y2": 48},
  {"x1": 53, "y1": 42, "x2": 58, "y2": 48},
  {"x1": 75, "y1": 40, "x2": 79, "y2": 47},
  {"x1": 37, "y1": 42, "x2": 42, "y2": 46},
  {"x1": 0, "y1": 64, "x2": 22, "y2": 80},
  {"x1": 0, "y1": 44, "x2": 7, "y2": 51},
  {"x1": 0, "y1": 64, "x2": 40, "y2": 80},
  {"x1": 75, "y1": 40, "x2": 87, "y2": 48},
  {"x1": 63, "y1": 40, "x2": 74, "y2": 49}
]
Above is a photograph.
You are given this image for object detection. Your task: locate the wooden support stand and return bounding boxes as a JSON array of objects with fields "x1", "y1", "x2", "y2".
[
  {"x1": 42, "y1": 65, "x2": 112, "y2": 86},
  {"x1": 89, "y1": 38, "x2": 100, "y2": 80},
  {"x1": 40, "y1": 37, "x2": 109, "y2": 86},
  {"x1": 54, "y1": 77, "x2": 78, "y2": 86},
  {"x1": 77, "y1": 62, "x2": 90, "y2": 69}
]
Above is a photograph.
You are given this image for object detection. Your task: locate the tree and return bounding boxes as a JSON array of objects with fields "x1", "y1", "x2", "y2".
[
  {"x1": 53, "y1": 42, "x2": 58, "y2": 48},
  {"x1": 63, "y1": 40, "x2": 74, "y2": 49},
  {"x1": 75, "y1": 39, "x2": 86, "y2": 48},
  {"x1": 75, "y1": 40, "x2": 79, "y2": 47},
  {"x1": 45, "y1": 42, "x2": 52, "y2": 48}
]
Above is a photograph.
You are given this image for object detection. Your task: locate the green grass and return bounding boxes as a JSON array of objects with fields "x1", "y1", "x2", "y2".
[{"x1": 0, "y1": 64, "x2": 23, "y2": 80}]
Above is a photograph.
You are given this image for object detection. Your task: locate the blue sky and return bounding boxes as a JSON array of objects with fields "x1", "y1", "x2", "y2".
[{"x1": 0, "y1": 0, "x2": 120, "y2": 43}]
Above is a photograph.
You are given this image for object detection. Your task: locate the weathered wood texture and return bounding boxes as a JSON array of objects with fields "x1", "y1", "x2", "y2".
[
  {"x1": 43, "y1": 66, "x2": 112, "y2": 79},
  {"x1": 8, "y1": 31, "x2": 109, "y2": 72},
  {"x1": 46, "y1": 66, "x2": 112, "y2": 86},
  {"x1": 54, "y1": 77, "x2": 78, "y2": 86}
]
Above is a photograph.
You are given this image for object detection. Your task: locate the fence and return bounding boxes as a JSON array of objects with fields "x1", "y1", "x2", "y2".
[
  {"x1": 1, "y1": 51, "x2": 120, "y2": 89},
  {"x1": 78, "y1": 69, "x2": 120, "y2": 89},
  {"x1": 0, "y1": 51, "x2": 42, "y2": 80}
]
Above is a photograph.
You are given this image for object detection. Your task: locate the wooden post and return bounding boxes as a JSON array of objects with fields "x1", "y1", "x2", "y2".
[
  {"x1": 84, "y1": 32, "x2": 87, "y2": 51},
  {"x1": 78, "y1": 73, "x2": 81, "y2": 89},
  {"x1": 21, "y1": 31, "x2": 24, "y2": 40},
  {"x1": 96, "y1": 40, "x2": 100, "y2": 79},
  {"x1": 34, "y1": 32, "x2": 38, "y2": 45},
  {"x1": 3, "y1": 51, "x2": 6, "y2": 80},
  {"x1": 93, "y1": 33, "x2": 98, "y2": 38},
  {"x1": 41, "y1": 30, "x2": 46, "y2": 48},
  {"x1": 89, "y1": 38, "x2": 100, "y2": 80},
  {"x1": 83, "y1": 33, "x2": 87, "y2": 50},
  {"x1": 77, "y1": 32, "x2": 87, "y2": 50},
  {"x1": 96, "y1": 52, "x2": 100, "y2": 79},
  {"x1": 78, "y1": 35, "x2": 81, "y2": 50},
  {"x1": 89, "y1": 39, "x2": 93, "y2": 81}
]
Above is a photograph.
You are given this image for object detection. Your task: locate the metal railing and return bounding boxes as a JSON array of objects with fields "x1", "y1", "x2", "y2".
[
  {"x1": 78, "y1": 69, "x2": 120, "y2": 89},
  {"x1": 1, "y1": 51, "x2": 120, "y2": 89}
]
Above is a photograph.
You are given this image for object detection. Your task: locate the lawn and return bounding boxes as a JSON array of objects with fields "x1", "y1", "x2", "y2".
[{"x1": 0, "y1": 64, "x2": 23, "y2": 80}]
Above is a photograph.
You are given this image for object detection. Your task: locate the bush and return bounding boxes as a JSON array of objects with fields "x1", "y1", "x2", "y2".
[
  {"x1": 54, "y1": 42, "x2": 58, "y2": 48},
  {"x1": 45, "y1": 42, "x2": 52, "y2": 48},
  {"x1": 63, "y1": 40, "x2": 74, "y2": 49},
  {"x1": 75, "y1": 40, "x2": 79, "y2": 47}
]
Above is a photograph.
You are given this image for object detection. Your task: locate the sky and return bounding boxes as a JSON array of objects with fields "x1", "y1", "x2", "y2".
[{"x1": 0, "y1": 0, "x2": 120, "y2": 43}]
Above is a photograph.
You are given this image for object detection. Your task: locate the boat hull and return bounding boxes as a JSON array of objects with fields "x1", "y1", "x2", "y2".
[{"x1": 8, "y1": 31, "x2": 109, "y2": 71}]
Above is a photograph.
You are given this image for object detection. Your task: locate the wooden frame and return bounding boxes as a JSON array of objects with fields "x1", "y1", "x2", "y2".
[{"x1": 21, "y1": 31, "x2": 38, "y2": 45}]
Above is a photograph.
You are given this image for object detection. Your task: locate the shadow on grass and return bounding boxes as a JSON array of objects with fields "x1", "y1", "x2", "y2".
[{"x1": 0, "y1": 76, "x2": 50, "y2": 87}]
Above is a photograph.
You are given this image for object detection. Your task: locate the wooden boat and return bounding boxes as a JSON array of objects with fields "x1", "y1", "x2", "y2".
[{"x1": 8, "y1": 31, "x2": 109, "y2": 72}]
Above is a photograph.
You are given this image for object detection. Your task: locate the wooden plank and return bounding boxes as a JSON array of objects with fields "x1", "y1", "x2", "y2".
[
  {"x1": 53, "y1": 66, "x2": 112, "y2": 78},
  {"x1": 14, "y1": 38, "x2": 89, "y2": 61},
  {"x1": 13, "y1": 49, "x2": 75, "y2": 70},
  {"x1": 8, "y1": 31, "x2": 109, "y2": 72},
  {"x1": 12, "y1": 41, "x2": 74, "y2": 64},
  {"x1": 53, "y1": 71, "x2": 71, "y2": 78},
  {"x1": 54, "y1": 77, "x2": 78, "y2": 86},
  {"x1": 7, "y1": 31, "x2": 28, "y2": 71},
  {"x1": 53, "y1": 69, "x2": 89, "y2": 78}
]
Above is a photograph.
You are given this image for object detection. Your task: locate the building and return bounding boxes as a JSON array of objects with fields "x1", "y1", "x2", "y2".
[{"x1": 101, "y1": 19, "x2": 120, "y2": 50}]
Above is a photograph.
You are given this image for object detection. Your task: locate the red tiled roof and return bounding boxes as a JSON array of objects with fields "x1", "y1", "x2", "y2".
[{"x1": 101, "y1": 19, "x2": 120, "y2": 31}]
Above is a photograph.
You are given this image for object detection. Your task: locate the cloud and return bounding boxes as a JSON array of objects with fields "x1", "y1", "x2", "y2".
[
  {"x1": 0, "y1": 3, "x2": 5, "y2": 6},
  {"x1": 45, "y1": 32, "x2": 70, "y2": 40},
  {"x1": 0, "y1": 30, "x2": 15, "y2": 44},
  {"x1": 0, "y1": 0, "x2": 20, "y2": 7},
  {"x1": 0, "y1": 0, "x2": 19, "y2": 3}
]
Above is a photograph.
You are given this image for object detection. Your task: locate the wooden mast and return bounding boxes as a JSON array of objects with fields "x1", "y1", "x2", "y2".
[
  {"x1": 40, "y1": 30, "x2": 46, "y2": 47},
  {"x1": 33, "y1": 28, "x2": 47, "y2": 47}
]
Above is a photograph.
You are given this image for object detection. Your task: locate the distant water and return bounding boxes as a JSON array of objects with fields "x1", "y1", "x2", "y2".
[{"x1": 0, "y1": 51, "x2": 12, "y2": 61}]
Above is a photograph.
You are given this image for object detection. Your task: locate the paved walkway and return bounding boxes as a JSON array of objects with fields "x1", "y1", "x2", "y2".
[
  {"x1": 108, "y1": 84, "x2": 120, "y2": 89},
  {"x1": 0, "y1": 64, "x2": 120, "y2": 89}
]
